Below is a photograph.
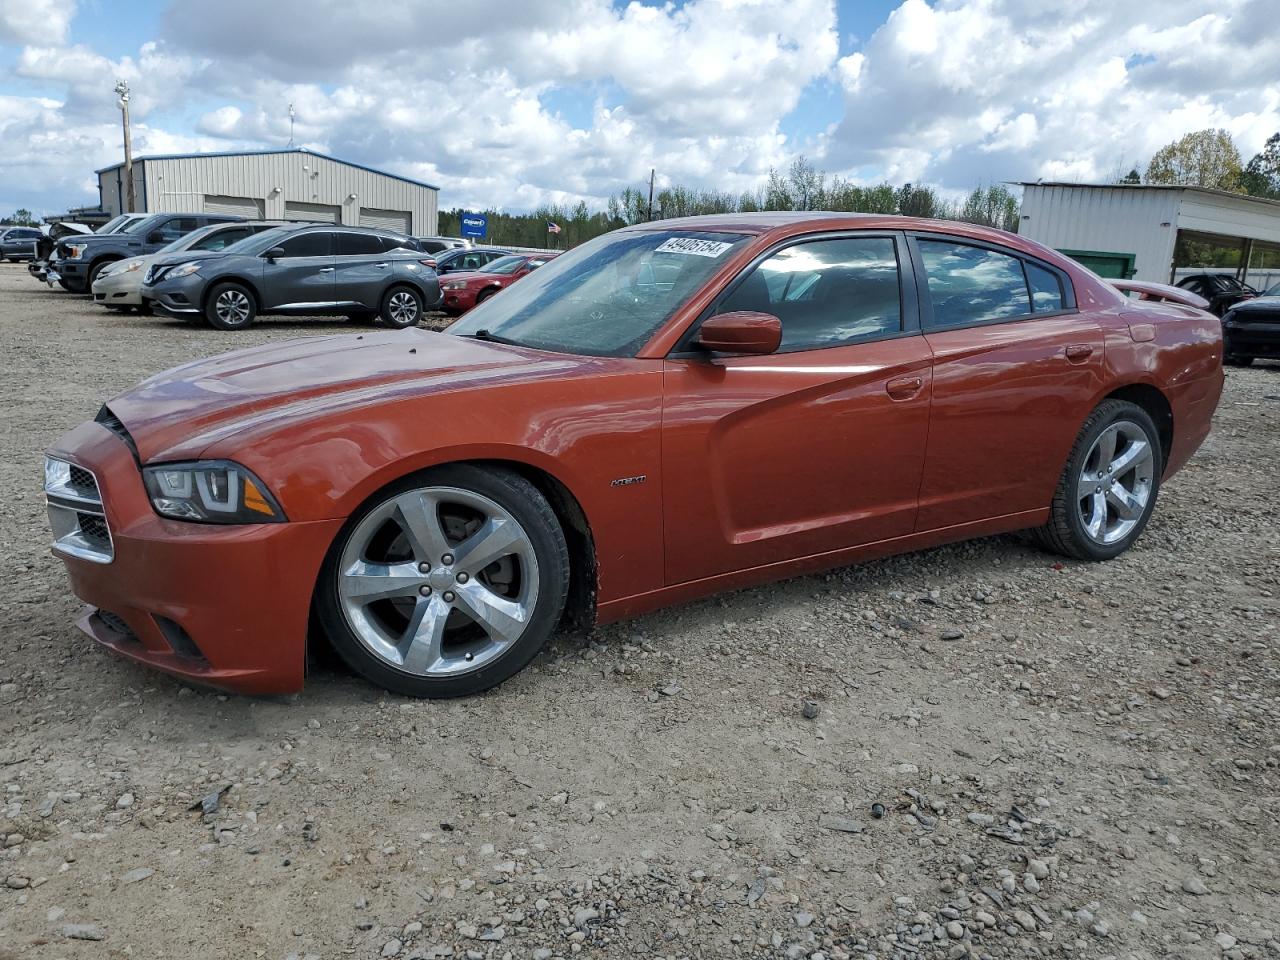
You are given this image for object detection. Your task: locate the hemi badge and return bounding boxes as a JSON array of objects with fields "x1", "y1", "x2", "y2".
[{"x1": 610, "y1": 475, "x2": 647, "y2": 487}]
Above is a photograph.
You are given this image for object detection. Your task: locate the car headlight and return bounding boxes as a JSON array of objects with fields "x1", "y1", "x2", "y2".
[
  {"x1": 142, "y1": 461, "x2": 286, "y2": 524},
  {"x1": 166, "y1": 261, "x2": 203, "y2": 279},
  {"x1": 65, "y1": 243, "x2": 87, "y2": 259},
  {"x1": 443, "y1": 282, "x2": 467, "y2": 291},
  {"x1": 121, "y1": 259, "x2": 144, "y2": 273}
]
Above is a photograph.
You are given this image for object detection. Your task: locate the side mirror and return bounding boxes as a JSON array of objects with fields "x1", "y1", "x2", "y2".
[
  {"x1": 147, "y1": 231, "x2": 164, "y2": 244},
  {"x1": 695, "y1": 311, "x2": 782, "y2": 355},
  {"x1": 264, "y1": 246, "x2": 286, "y2": 261}
]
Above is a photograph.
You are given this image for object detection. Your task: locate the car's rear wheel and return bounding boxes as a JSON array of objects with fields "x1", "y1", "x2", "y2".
[
  {"x1": 381, "y1": 286, "x2": 423, "y2": 328},
  {"x1": 316, "y1": 465, "x2": 570, "y2": 698},
  {"x1": 1036, "y1": 399, "x2": 1161, "y2": 561},
  {"x1": 205, "y1": 282, "x2": 257, "y2": 330}
]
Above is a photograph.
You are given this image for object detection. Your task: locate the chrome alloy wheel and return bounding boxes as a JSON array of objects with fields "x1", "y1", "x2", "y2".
[
  {"x1": 387, "y1": 290, "x2": 419, "y2": 325},
  {"x1": 1076, "y1": 420, "x2": 1155, "y2": 545},
  {"x1": 215, "y1": 289, "x2": 252, "y2": 325},
  {"x1": 337, "y1": 486, "x2": 540, "y2": 677}
]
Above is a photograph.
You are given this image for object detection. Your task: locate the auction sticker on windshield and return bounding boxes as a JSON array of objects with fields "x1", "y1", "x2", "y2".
[{"x1": 654, "y1": 237, "x2": 735, "y2": 258}]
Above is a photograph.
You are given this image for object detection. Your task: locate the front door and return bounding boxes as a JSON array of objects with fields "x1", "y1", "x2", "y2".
[
  {"x1": 661, "y1": 233, "x2": 934, "y2": 585},
  {"x1": 261, "y1": 230, "x2": 336, "y2": 308},
  {"x1": 910, "y1": 235, "x2": 1106, "y2": 530}
]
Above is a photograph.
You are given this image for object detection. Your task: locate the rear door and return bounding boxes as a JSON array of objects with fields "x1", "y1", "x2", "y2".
[
  {"x1": 260, "y1": 230, "x2": 336, "y2": 308},
  {"x1": 661, "y1": 232, "x2": 934, "y2": 584},
  {"x1": 333, "y1": 231, "x2": 392, "y2": 308},
  {"x1": 910, "y1": 234, "x2": 1105, "y2": 530}
]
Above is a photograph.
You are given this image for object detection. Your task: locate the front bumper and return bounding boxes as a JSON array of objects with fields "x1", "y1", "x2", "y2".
[
  {"x1": 142, "y1": 274, "x2": 206, "y2": 316},
  {"x1": 46, "y1": 419, "x2": 344, "y2": 694},
  {"x1": 91, "y1": 269, "x2": 145, "y2": 306},
  {"x1": 1223, "y1": 318, "x2": 1280, "y2": 359}
]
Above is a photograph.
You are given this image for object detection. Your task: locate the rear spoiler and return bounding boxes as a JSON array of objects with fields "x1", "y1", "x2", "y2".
[{"x1": 1110, "y1": 280, "x2": 1209, "y2": 310}]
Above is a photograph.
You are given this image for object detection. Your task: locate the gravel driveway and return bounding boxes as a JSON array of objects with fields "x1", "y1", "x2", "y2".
[{"x1": 0, "y1": 262, "x2": 1277, "y2": 959}]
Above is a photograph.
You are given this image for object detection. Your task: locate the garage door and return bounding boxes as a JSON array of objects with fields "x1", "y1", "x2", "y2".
[
  {"x1": 204, "y1": 195, "x2": 265, "y2": 219},
  {"x1": 284, "y1": 201, "x2": 341, "y2": 223},
  {"x1": 358, "y1": 207, "x2": 412, "y2": 233}
]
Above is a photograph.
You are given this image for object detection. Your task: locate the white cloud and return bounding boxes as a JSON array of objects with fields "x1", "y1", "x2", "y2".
[
  {"x1": 0, "y1": 0, "x2": 1278, "y2": 217},
  {"x1": 0, "y1": 0, "x2": 74, "y2": 45},
  {"x1": 825, "y1": 0, "x2": 1280, "y2": 189}
]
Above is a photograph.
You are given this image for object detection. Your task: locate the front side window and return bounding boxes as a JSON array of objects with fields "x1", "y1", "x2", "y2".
[
  {"x1": 919, "y1": 240, "x2": 1030, "y2": 327},
  {"x1": 715, "y1": 237, "x2": 903, "y2": 351},
  {"x1": 449, "y1": 229, "x2": 751, "y2": 357},
  {"x1": 277, "y1": 232, "x2": 333, "y2": 258}
]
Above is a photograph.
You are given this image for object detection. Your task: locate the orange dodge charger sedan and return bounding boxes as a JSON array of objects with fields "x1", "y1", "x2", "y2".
[{"x1": 45, "y1": 213, "x2": 1224, "y2": 698}]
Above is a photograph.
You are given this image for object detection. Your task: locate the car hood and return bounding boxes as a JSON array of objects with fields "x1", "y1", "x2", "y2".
[
  {"x1": 105, "y1": 329, "x2": 592, "y2": 463},
  {"x1": 147, "y1": 249, "x2": 232, "y2": 269},
  {"x1": 443, "y1": 270, "x2": 509, "y2": 284},
  {"x1": 1227, "y1": 295, "x2": 1280, "y2": 314}
]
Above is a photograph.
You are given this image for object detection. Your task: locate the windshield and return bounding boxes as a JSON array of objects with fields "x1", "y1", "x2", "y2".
[
  {"x1": 97, "y1": 215, "x2": 131, "y2": 234},
  {"x1": 1265, "y1": 282, "x2": 1280, "y2": 297},
  {"x1": 121, "y1": 215, "x2": 159, "y2": 235},
  {"x1": 483, "y1": 255, "x2": 528, "y2": 275},
  {"x1": 224, "y1": 226, "x2": 295, "y2": 256},
  {"x1": 449, "y1": 229, "x2": 751, "y2": 357}
]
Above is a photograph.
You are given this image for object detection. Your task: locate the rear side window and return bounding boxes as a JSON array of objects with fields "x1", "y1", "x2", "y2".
[
  {"x1": 717, "y1": 236, "x2": 902, "y2": 352},
  {"x1": 278, "y1": 232, "x2": 333, "y2": 258},
  {"x1": 918, "y1": 240, "x2": 1029, "y2": 327},
  {"x1": 338, "y1": 233, "x2": 385, "y2": 256},
  {"x1": 1026, "y1": 261, "x2": 1064, "y2": 312}
]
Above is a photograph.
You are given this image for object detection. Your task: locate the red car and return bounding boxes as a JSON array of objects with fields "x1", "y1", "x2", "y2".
[
  {"x1": 45, "y1": 213, "x2": 1224, "y2": 698},
  {"x1": 440, "y1": 252, "x2": 559, "y2": 314}
]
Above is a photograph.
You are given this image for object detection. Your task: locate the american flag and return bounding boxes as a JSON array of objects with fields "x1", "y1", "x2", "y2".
[{"x1": 547, "y1": 221, "x2": 561, "y2": 234}]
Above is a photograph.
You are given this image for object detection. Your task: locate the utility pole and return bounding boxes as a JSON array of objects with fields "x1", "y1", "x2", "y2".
[
  {"x1": 288, "y1": 103, "x2": 295, "y2": 147},
  {"x1": 646, "y1": 168, "x2": 655, "y2": 221},
  {"x1": 114, "y1": 80, "x2": 135, "y2": 213}
]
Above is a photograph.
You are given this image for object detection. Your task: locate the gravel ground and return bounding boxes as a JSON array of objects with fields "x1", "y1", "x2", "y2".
[{"x1": 0, "y1": 261, "x2": 1277, "y2": 960}]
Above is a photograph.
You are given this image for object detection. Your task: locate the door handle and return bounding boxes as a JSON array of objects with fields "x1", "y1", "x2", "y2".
[
  {"x1": 374, "y1": 262, "x2": 389, "y2": 269},
  {"x1": 886, "y1": 375, "x2": 924, "y2": 401},
  {"x1": 318, "y1": 267, "x2": 335, "y2": 273},
  {"x1": 1065, "y1": 344, "x2": 1093, "y2": 362}
]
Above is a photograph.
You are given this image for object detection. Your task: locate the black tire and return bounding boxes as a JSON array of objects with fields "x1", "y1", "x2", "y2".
[
  {"x1": 316, "y1": 464, "x2": 570, "y2": 698},
  {"x1": 86, "y1": 260, "x2": 116, "y2": 288},
  {"x1": 1225, "y1": 354, "x2": 1253, "y2": 367},
  {"x1": 380, "y1": 285, "x2": 423, "y2": 328},
  {"x1": 1035, "y1": 399, "x2": 1162, "y2": 561},
  {"x1": 204, "y1": 282, "x2": 257, "y2": 330},
  {"x1": 475, "y1": 287, "x2": 498, "y2": 305}
]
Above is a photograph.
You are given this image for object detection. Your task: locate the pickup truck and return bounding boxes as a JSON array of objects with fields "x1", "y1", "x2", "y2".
[{"x1": 51, "y1": 212, "x2": 245, "y2": 293}]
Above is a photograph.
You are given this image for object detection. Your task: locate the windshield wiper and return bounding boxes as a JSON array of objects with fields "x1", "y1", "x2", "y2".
[{"x1": 460, "y1": 328, "x2": 526, "y2": 347}]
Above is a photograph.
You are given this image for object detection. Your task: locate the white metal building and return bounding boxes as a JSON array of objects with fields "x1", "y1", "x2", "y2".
[
  {"x1": 95, "y1": 148, "x2": 439, "y2": 236},
  {"x1": 1017, "y1": 181, "x2": 1280, "y2": 284}
]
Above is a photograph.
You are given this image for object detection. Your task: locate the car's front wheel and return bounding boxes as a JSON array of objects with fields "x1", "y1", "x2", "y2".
[
  {"x1": 205, "y1": 282, "x2": 257, "y2": 330},
  {"x1": 316, "y1": 465, "x2": 570, "y2": 697},
  {"x1": 381, "y1": 286, "x2": 423, "y2": 328},
  {"x1": 1037, "y1": 399, "x2": 1162, "y2": 561}
]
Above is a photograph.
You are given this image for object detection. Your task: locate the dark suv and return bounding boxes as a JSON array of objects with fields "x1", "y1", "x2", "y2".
[
  {"x1": 52, "y1": 212, "x2": 244, "y2": 293},
  {"x1": 141, "y1": 224, "x2": 442, "y2": 330}
]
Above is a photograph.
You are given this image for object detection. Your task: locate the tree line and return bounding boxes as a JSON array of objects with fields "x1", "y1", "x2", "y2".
[{"x1": 439, "y1": 158, "x2": 1020, "y2": 250}]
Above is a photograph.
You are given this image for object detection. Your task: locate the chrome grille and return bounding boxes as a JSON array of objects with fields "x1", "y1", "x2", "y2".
[{"x1": 45, "y1": 457, "x2": 113, "y2": 563}]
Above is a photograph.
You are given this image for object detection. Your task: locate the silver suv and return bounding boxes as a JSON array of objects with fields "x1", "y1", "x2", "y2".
[{"x1": 141, "y1": 224, "x2": 442, "y2": 330}]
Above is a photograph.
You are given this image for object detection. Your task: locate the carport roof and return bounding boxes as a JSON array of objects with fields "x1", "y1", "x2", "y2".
[
  {"x1": 1014, "y1": 181, "x2": 1280, "y2": 210},
  {"x1": 95, "y1": 147, "x2": 439, "y2": 191}
]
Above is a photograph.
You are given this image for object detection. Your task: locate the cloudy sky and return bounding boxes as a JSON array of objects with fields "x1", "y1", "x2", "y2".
[{"x1": 1, "y1": 0, "x2": 1277, "y2": 217}]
